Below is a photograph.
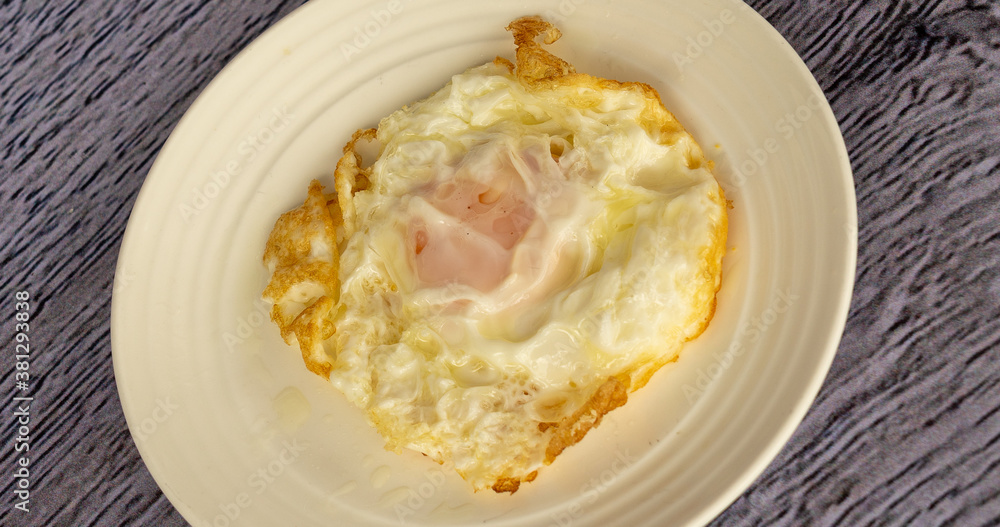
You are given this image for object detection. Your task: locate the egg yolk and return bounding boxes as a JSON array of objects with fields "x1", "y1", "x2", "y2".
[{"x1": 408, "y1": 147, "x2": 536, "y2": 292}]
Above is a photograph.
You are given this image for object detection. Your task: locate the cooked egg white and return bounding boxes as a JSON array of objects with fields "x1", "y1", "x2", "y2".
[{"x1": 319, "y1": 59, "x2": 723, "y2": 488}]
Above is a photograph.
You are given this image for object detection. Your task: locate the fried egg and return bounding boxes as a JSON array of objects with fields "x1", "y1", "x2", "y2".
[{"x1": 262, "y1": 16, "x2": 727, "y2": 493}]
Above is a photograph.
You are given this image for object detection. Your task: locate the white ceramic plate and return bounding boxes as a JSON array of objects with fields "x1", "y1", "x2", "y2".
[{"x1": 112, "y1": 0, "x2": 856, "y2": 525}]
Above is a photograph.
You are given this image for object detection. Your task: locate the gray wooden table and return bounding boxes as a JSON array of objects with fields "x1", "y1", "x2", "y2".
[{"x1": 2, "y1": 1, "x2": 998, "y2": 525}]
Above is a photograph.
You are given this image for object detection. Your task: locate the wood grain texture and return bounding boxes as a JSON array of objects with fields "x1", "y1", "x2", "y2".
[{"x1": 1, "y1": 0, "x2": 997, "y2": 526}]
